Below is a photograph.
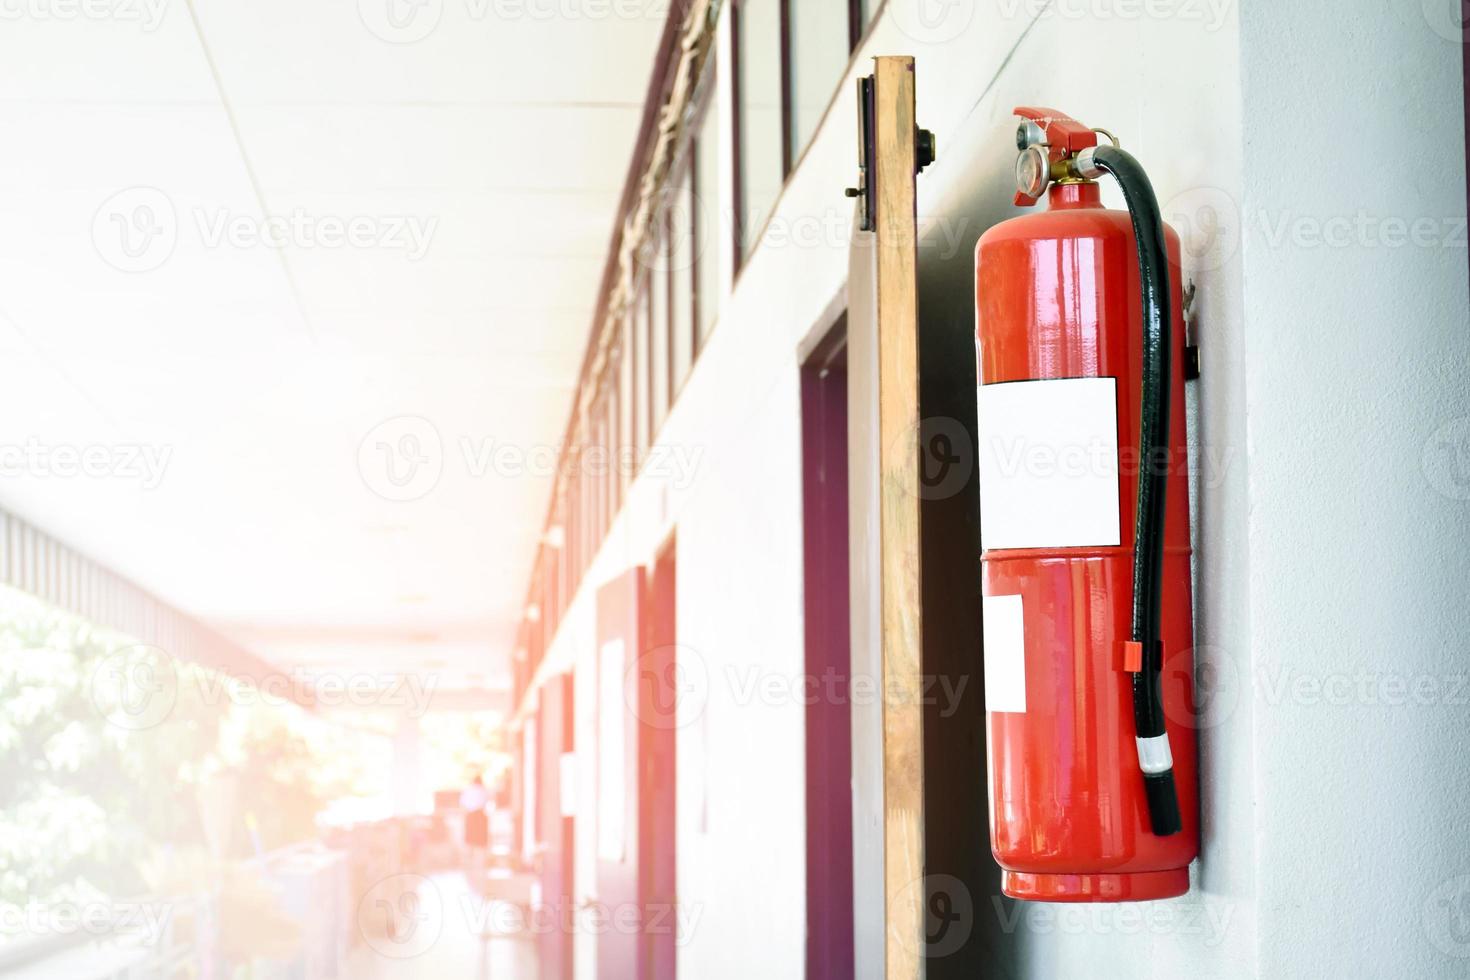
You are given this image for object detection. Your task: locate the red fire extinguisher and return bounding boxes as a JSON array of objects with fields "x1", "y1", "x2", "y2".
[{"x1": 974, "y1": 107, "x2": 1198, "y2": 902}]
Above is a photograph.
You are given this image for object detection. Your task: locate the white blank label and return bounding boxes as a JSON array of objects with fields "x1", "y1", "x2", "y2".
[
  {"x1": 983, "y1": 594, "x2": 1026, "y2": 713},
  {"x1": 559, "y1": 752, "x2": 577, "y2": 818},
  {"x1": 978, "y1": 377, "x2": 1122, "y2": 549}
]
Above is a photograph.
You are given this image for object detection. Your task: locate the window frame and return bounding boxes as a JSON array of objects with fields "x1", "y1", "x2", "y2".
[
  {"x1": 667, "y1": 153, "x2": 696, "y2": 401},
  {"x1": 731, "y1": 0, "x2": 786, "y2": 272},
  {"x1": 778, "y1": 0, "x2": 794, "y2": 177},
  {"x1": 649, "y1": 232, "x2": 671, "y2": 438},
  {"x1": 690, "y1": 60, "x2": 721, "y2": 356},
  {"x1": 730, "y1": 0, "x2": 746, "y2": 277},
  {"x1": 731, "y1": 0, "x2": 882, "y2": 275},
  {"x1": 619, "y1": 315, "x2": 635, "y2": 498},
  {"x1": 606, "y1": 369, "x2": 619, "y2": 521}
]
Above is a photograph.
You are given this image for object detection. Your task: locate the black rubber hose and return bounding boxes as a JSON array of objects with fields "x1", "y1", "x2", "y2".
[{"x1": 1088, "y1": 145, "x2": 1181, "y2": 837}]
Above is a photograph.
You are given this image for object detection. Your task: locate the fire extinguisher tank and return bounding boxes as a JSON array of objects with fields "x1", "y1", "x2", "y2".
[{"x1": 975, "y1": 180, "x2": 1199, "y2": 902}]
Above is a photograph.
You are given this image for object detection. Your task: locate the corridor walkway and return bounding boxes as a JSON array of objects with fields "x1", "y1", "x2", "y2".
[{"x1": 347, "y1": 872, "x2": 540, "y2": 980}]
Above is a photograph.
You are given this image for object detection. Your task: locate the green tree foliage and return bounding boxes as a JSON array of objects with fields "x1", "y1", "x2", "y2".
[{"x1": 0, "y1": 588, "x2": 340, "y2": 910}]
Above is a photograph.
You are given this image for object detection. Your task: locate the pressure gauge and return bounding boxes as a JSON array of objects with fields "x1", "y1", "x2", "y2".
[{"x1": 1015, "y1": 144, "x2": 1051, "y2": 200}]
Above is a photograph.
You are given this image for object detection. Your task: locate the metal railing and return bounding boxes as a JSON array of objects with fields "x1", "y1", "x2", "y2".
[{"x1": 0, "y1": 841, "x2": 351, "y2": 980}]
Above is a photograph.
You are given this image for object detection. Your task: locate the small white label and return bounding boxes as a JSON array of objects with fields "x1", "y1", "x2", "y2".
[
  {"x1": 982, "y1": 594, "x2": 1026, "y2": 713},
  {"x1": 977, "y1": 377, "x2": 1122, "y2": 550},
  {"x1": 559, "y1": 752, "x2": 577, "y2": 817},
  {"x1": 1135, "y1": 735, "x2": 1174, "y2": 774}
]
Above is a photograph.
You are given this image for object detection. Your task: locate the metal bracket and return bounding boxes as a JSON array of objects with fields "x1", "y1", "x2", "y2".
[
  {"x1": 845, "y1": 76, "x2": 878, "y2": 231},
  {"x1": 1183, "y1": 280, "x2": 1201, "y2": 380},
  {"x1": 846, "y1": 74, "x2": 934, "y2": 232}
]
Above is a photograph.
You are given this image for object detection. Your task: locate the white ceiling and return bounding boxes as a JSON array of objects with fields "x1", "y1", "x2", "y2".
[{"x1": 0, "y1": 0, "x2": 666, "y2": 693}]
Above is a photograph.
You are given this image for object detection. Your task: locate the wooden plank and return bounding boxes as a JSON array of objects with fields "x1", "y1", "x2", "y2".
[{"x1": 872, "y1": 55, "x2": 926, "y2": 980}]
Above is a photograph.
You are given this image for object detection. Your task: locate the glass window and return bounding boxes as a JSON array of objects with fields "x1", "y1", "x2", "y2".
[
  {"x1": 858, "y1": 0, "x2": 878, "y2": 35},
  {"x1": 603, "y1": 374, "x2": 616, "y2": 517},
  {"x1": 564, "y1": 490, "x2": 576, "y2": 581},
  {"x1": 694, "y1": 90, "x2": 722, "y2": 349},
  {"x1": 650, "y1": 238, "x2": 671, "y2": 434},
  {"x1": 670, "y1": 168, "x2": 695, "y2": 395},
  {"x1": 537, "y1": 568, "x2": 550, "y2": 652},
  {"x1": 564, "y1": 478, "x2": 576, "y2": 578},
  {"x1": 599, "y1": 401, "x2": 611, "y2": 539},
  {"x1": 787, "y1": 0, "x2": 850, "y2": 161},
  {"x1": 588, "y1": 411, "x2": 599, "y2": 549},
  {"x1": 619, "y1": 318, "x2": 634, "y2": 494},
  {"x1": 577, "y1": 437, "x2": 590, "y2": 574},
  {"x1": 584, "y1": 431, "x2": 595, "y2": 568},
  {"x1": 635, "y1": 285, "x2": 651, "y2": 456},
  {"x1": 556, "y1": 498, "x2": 569, "y2": 621},
  {"x1": 581, "y1": 462, "x2": 591, "y2": 573},
  {"x1": 560, "y1": 490, "x2": 573, "y2": 590},
  {"x1": 604, "y1": 383, "x2": 618, "y2": 525},
  {"x1": 736, "y1": 0, "x2": 784, "y2": 261}
]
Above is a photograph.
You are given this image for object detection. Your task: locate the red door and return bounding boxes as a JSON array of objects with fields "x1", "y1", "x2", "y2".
[
  {"x1": 595, "y1": 567, "x2": 643, "y2": 980},
  {"x1": 595, "y1": 549, "x2": 677, "y2": 980},
  {"x1": 642, "y1": 543, "x2": 678, "y2": 980},
  {"x1": 538, "y1": 673, "x2": 575, "y2": 978}
]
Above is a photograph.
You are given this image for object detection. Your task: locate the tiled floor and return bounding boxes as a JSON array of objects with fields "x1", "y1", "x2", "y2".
[{"x1": 346, "y1": 872, "x2": 540, "y2": 980}]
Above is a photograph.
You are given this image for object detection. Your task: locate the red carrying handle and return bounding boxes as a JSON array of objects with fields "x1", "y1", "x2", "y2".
[{"x1": 1012, "y1": 106, "x2": 1100, "y2": 206}]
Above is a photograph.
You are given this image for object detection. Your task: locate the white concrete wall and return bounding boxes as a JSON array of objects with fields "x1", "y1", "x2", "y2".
[
  {"x1": 529, "y1": 1, "x2": 1470, "y2": 977},
  {"x1": 1239, "y1": 1, "x2": 1470, "y2": 976}
]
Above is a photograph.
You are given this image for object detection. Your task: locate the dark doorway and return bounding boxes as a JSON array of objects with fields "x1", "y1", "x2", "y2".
[{"x1": 800, "y1": 322, "x2": 856, "y2": 978}]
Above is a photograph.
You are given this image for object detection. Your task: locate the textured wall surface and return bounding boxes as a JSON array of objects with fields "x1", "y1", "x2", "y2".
[{"x1": 1239, "y1": 1, "x2": 1470, "y2": 976}]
